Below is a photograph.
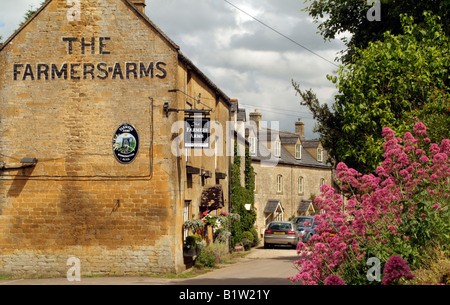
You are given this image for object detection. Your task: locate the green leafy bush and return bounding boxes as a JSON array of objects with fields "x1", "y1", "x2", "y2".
[
  {"x1": 196, "y1": 242, "x2": 228, "y2": 268},
  {"x1": 242, "y1": 231, "x2": 254, "y2": 251}
]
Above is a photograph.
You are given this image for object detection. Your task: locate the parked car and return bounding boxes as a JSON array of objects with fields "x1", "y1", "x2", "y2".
[
  {"x1": 292, "y1": 216, "x2": 314, "y2": 242},
  {"x1": 264, "y1": 221, "x2": 299, "y2": 249}
]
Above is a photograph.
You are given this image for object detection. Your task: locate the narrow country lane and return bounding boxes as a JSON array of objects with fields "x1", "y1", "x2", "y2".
[
  {"x1": 174, "y1": 246, "x2": 299, "y2": 285},
  {"x1": 0, "y1": 246, "x2": 301, "y2": 285}
]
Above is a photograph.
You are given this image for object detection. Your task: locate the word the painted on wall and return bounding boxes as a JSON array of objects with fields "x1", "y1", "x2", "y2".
[{"x1": 12, "y1": 36, "x2": 167, "y2": 81}]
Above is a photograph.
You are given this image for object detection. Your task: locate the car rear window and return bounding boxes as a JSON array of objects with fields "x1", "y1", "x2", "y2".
[
  {"x1": 296, "y1": 217, "x2": 313, "y2": 226},
  {"x1": 269, "y1": 223, "x2": 292, "y2": 230}
]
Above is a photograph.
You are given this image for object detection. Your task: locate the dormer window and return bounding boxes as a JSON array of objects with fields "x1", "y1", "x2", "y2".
[
  {"x1": 317, "y1": 148, "x2": 323, "y2": 162},
  {"x1": 275, "y1": 140, "x2": 281, "y2": 158},
  {"x1": 295, "y1": 144, "x2": 302, "y2": 160},
  {"x1": 249, "y1": 137, "x2": 257, "y2": 156}
]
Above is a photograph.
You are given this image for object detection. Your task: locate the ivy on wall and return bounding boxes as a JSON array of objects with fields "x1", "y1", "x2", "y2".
[{"x1": 230, "y1": 143, "x2": 256, "y2": 248}]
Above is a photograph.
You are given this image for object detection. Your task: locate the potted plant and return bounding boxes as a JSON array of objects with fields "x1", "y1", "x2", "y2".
[{"x1": 183, "y1": 234, "x2": 203, "y2": 257}]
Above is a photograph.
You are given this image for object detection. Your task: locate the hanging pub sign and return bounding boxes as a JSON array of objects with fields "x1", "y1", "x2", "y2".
[
  {"x1": 184, "y1": 117, "x2": 211, "y2": 149},
  {"x1": 112, "y1": 123, "x2": 139, "y2": 164}
]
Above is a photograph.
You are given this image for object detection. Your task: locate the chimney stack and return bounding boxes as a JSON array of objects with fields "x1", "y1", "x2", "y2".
[
  {"x1": 132, "y1": 0, "x2": 146, "y2": 14},
  {"x1": 249, "y1": 110, "x2": 262, "y2": 130},
  {"x1": 295, "y1": 120, "x2": 305, "y2": 139}
]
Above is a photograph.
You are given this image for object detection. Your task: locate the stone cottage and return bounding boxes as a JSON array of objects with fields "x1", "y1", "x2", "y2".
[{"x1": 244, "y1": 110, "x2": 333, "y2": 238}]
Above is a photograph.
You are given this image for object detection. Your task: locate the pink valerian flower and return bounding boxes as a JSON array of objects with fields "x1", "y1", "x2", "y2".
[
  {"x1": 382, "y1": 255, "x2": 415, "y2": 285},
  {"x1": 419, "y1": 156, "x2": 429, "y2": 163},
  {"x1": 291, "y1": 122, "x2": 449, "y2": 285},
  {"x1": 382, "y1": 127, "x2": 396, "y2": 140},
  {"x1": 440, "y1": 139, "x2": 450, "y2": 155},
  {"x1": 430, "y1": 143, "x2": 440, "y2": 154},
  {"x1": 388, "y1": 225, "x2": 397, "y2": 234},
  {"x1": 324, "y1": 275, "x2": 346, "y2": 285},
  {"x1": 414, "y1": 122, "x2": 427, "y2": 136}
]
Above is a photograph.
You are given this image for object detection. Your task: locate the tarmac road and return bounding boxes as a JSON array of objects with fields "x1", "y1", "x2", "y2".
[
  {"x1": 176, "y1": 245, "x2": 299, "y2": 285},
  {"x1": 0, "y1": 246, "x2": 300, "y2": 286}
]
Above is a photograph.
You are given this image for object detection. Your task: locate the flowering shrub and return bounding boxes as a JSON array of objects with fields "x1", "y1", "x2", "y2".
[
  {"x1": 290, "y1": 122, "x2": 449, "y2": 285},
  {"x1": 196, "y1": 242, "x2": 228, "y2": 268}
]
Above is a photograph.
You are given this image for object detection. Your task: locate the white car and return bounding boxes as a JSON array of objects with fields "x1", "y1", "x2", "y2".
[{"x1": 264, "y1": 221, "x2": 300, "y2": 249}]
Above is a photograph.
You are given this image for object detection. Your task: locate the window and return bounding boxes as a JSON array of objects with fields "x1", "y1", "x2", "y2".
[
  {"x1": 320, "y1": 178, "x2": 325, "y2": 192},
  {"x1": 275, "y1": 140, "x2": 281, "y2": 158},
  {"x1": 183, "y1": 201, "x2": 190, "y2": 240},
  {"x1": 277, "y1": 175, "x2": 283, "y2": 193},
  {"x1": 185, "y1": 148, "x2": 191, "y2": 163},
  {"x1": 249, "y1": 137, "x2": 257, "y2": 156},
  {"x1": 214, "y1": 136, "x2": 219, "y2": 169},
  {"x1": 295, "y1": 144, "x2": 302, "y2": 160},
  {"x1": 317, "y1": 148, "x2": 323, "y2": 162},
  {"x1": 298, "y1": 176, "x2": 304, "y2": 194}
]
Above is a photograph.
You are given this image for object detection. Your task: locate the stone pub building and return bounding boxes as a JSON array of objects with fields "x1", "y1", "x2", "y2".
[{"x1": 0, "y1": 0, "x2": 232, "y2": 276}]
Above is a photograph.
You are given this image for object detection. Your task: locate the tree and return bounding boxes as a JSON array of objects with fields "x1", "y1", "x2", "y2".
[
  {"x1": 294, "y1": 13, "x2": 450, "y2": 174},
  {"x1": 303, "y1": 0, "x2": 450, "y2": 63}
]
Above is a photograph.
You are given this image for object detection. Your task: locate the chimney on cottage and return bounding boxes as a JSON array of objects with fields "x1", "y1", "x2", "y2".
[
  {"x1": 249, "y1": 110, "x2": 262, "y2": 130},
  {"x1": 132, "y1": 0, "x2": 146, "y2": 14},
  {"x1": 295, "y1": 119, "x2": 305, "y2": 139}
]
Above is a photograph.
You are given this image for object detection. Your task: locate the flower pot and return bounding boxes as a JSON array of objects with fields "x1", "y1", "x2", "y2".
[{"x1": 183, "y1": 247, "x2": 202, "y2": 257}]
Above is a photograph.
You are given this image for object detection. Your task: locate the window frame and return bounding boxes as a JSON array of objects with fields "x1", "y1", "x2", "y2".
[
  {"x1": 317, "y1": 148, "x2": 323, "y2": 162},
  {"x1": 295, "y1": 144, "x2": 302, "y2": 160},
  {"x1": 298, "y1": 176, "x2": 304, "y2": 194},
  {"x1": 277, "y1": 175, "x2": 283, "y2": 193},
  {"x1": 249, "y1": 137, "x2": 257, "y2": 156},
  {"x1": 275, "y1": 140, "x2": 281, "y2": 158}
]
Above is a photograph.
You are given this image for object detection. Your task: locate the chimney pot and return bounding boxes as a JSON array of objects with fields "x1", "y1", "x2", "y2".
[
  {"x1": 249, "y1": 110, "x2": 262, "y2": 130},
  {"x1": 295, "y1": 120, "x2": 305, "y2": 139}
]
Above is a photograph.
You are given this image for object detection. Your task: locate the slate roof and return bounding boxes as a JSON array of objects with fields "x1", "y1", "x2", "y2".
[
  {"x1": 298, "y1": 200, "x2": 314, "y2": 213},
  {"x1": 250, "y1": 127, "x2": 330, "y2": 169},
  {"x1": 264, "y1": 200, "x2": 283, "y2": 213},
  {"x1": 237, "y1": 108, "x2": 247, "y2": 122}
]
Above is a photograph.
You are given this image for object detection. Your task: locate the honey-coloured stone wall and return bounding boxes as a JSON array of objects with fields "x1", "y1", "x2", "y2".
[{"x1": 0, "y1": 0, "x2": 230, "y2": 277}]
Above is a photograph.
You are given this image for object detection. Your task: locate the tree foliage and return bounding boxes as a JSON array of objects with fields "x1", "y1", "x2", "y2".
[
  {"x1": 304, "y1": 0, "x2": 450, "y2": 63},
  {"x1": 294, "y1": 13, "x2": 450, "y2": 174}
]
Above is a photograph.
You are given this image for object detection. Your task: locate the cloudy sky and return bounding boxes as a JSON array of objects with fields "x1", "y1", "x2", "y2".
[{"x1": 0, "y1": 0, "x2": 347, "y2": 138}]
